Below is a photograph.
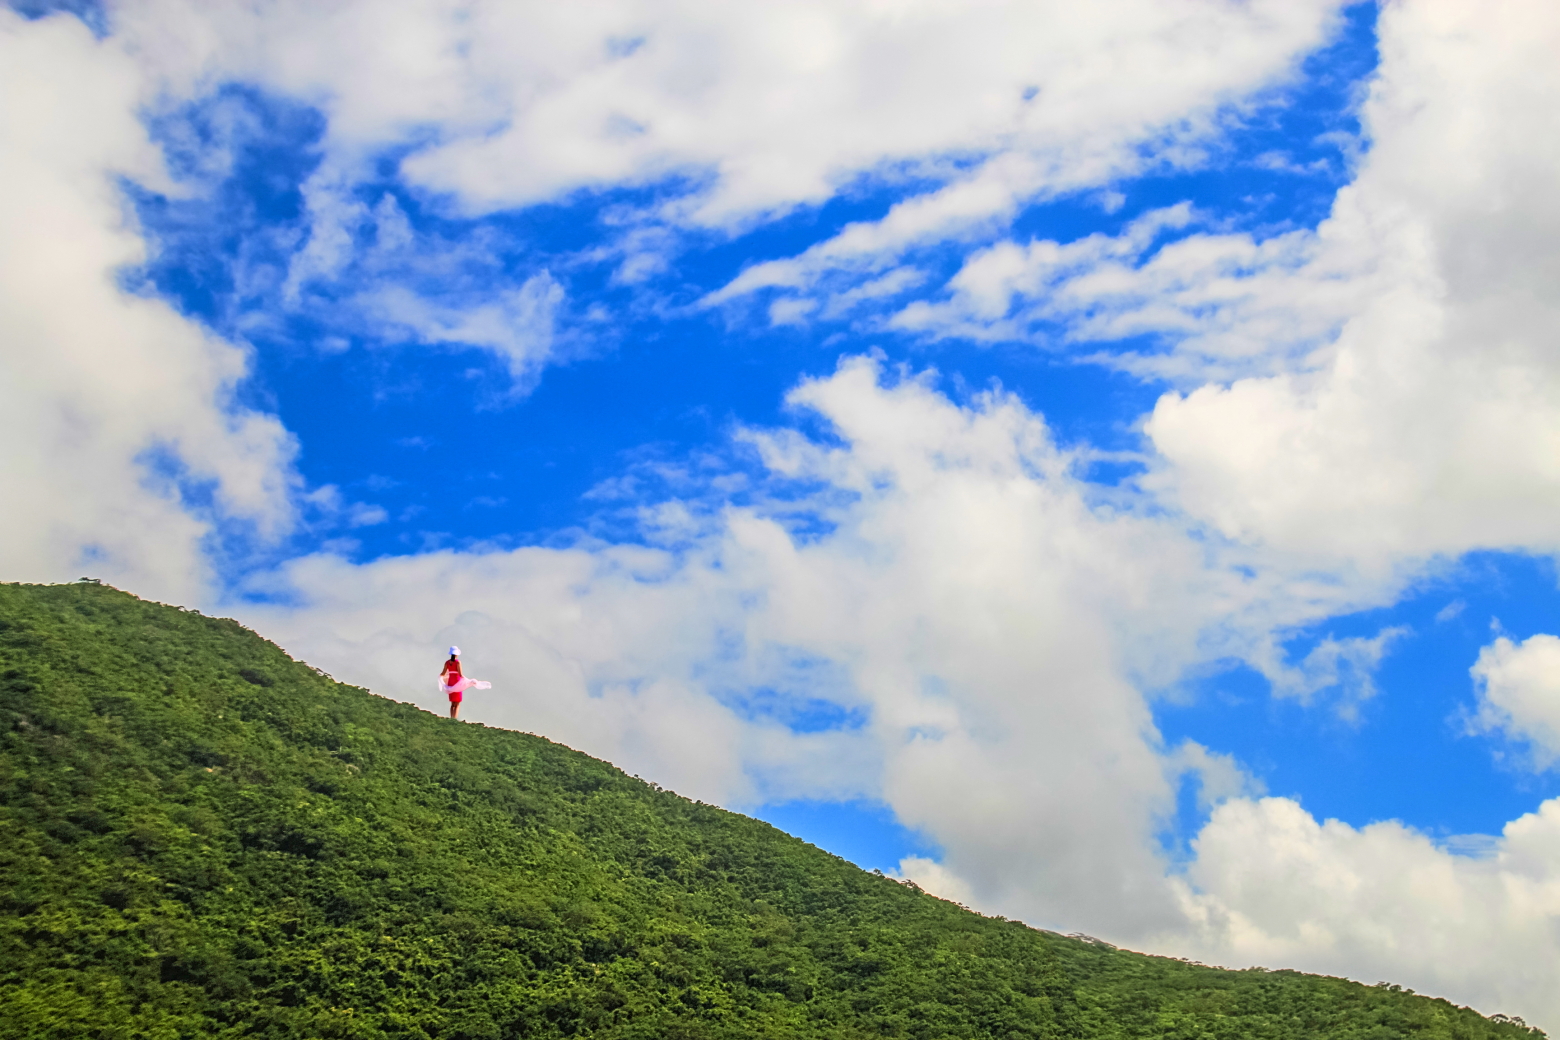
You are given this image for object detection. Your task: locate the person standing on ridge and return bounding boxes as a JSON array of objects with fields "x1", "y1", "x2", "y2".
[{"x1": 438, "y1": 646, "x2": 490, "y2": 719}]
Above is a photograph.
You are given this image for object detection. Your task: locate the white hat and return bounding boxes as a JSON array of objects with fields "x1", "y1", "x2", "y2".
[{"x1": 449, "y1": 645, "x2": 461, "y2": 656}]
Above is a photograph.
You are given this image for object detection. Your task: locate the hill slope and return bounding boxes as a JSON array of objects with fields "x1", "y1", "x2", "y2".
[{"x1": 0, "y1": 582, "x2": 1540, "y2": 1040}]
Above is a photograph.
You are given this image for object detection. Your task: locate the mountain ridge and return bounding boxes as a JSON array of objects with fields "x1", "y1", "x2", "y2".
[{"x1": 0, "y1": 581, "x2": 1539, "y2": 1039}]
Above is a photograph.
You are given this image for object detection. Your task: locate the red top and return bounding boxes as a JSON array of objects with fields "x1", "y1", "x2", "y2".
[{"x1": 442, "y1": 658, "x2": 462, "y2": 683}]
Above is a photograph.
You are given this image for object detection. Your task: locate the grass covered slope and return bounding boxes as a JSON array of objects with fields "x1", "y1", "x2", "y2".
[{"x1": 0, "y1": 582, "x2": 1540, "y2": 1040}]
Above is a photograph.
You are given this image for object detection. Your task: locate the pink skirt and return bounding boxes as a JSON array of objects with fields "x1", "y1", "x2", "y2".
[{"x1": 439, "y1": 677, "x2": 491, "y2": 696}]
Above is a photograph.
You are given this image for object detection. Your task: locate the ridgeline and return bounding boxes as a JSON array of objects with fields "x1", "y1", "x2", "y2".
[{"x1": 0, "y1": 582, "x2": 1540, "y2": 1040}]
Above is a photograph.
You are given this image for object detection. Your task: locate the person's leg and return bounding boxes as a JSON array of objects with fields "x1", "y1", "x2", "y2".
[{"x1": 449, "y1": 694, "x2": 461, "y2": 719}]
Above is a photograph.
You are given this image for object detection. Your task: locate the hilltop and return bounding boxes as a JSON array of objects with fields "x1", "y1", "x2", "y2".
[{"x1": 0, "y1": 581, "x2": 1540, "y2": 1039}]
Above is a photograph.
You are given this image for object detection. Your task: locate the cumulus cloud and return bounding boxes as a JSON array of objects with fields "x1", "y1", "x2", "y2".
[
  {"x1": 239, "y1": 357, "x2": 1381, "y2": 945},
  {"x1": 1144, "y1": 1, "x2": 1560, "y2": 583},
  {"x1": 0, "y1": 10, "x2": 297, "y2": 602},
  {"x1": 1471, "y1": 634, "x2": 1560, "y2": 769},
  {"x1": 241, "y1": 347, "x2": 1559, "y2": 1025},
  {"x1": 242, "y1": 356, "x2": 1229, "y2": 936},
  {"x1": 886, "y1": 1, "x2": 1560, "y2": 589},
  {"x1": 892, "y1": 856, "x2": 977, "y2": 910},
  {"x1": 1164, "y1": 795, "x2": 1560, "y2": 1029}
]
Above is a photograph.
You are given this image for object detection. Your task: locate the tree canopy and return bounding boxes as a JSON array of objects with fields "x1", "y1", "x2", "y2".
[{"x1": 0, "y1": 582, "x2": 1541, "y2": 1040}]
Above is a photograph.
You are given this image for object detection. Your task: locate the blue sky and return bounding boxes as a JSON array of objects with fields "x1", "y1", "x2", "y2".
[
  {"x1": 8, "y1": 0, "x2": 1560, "y2": 1025},
  {"x1": 124, "y1": 0, "x2": 1554, "y2": 864},
  {"x1": 115, "y1": 4, "x2": 1392, "y2": 866},
  {"x1": 125, "y1": 7, "x2": 1375, "y2": 568},
  {"x1": 1163, "y1": 552, "x2": 1560, "y2": 848}
]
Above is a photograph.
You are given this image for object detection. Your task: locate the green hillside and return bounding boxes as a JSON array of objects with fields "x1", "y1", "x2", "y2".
[{"x1": 0, "y1": 581, "x2": 1540, "y2": 1040}]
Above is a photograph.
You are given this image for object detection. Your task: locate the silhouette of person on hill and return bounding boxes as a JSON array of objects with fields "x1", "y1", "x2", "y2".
[{"x1": 438, "y1": 646, "x2": 490, "y2": 719}]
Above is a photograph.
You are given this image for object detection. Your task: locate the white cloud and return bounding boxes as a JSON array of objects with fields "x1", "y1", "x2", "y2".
[
  {"x1": 1141, "y1": 1, "x2": 1560, "y2": 582},
  {"x1": 1163, "y1": 795, "x2": 1560, "y2": 1029},
  {"x1": 766, "y1": 295, "x2": 815, "y2": 328},
  {"x1": 0, "y1": 10, "x2": 297, "y2": 602},
  {"x1": 242, "y1": 355, "x2": 1558, "y2": 1027},
  {"x1": 890, "y1": 0, "x2": 1560, "y2": 590},
  {"x1": 819, "y1": 266, "x2": 926, "y2": 320},
  {"x1": 893, "y1": 856, "x2": 977, "y2": 910},
  {"x1": 1257, "y1": 625, "x2": 1409, "y2": 719},
  {"x1": 1104, "y1": 10, "x2": 1560, "y2": 1015},
  {"x1": 302, "y1": 485, "x2": 390, "y2": 530},
  {"x1": 242, "y1": 356, "x2": 1229, "y2": 937},
  {"x1": 1471, "y1": 634, "x2": 1560, "y2": 769},
  {"x1": 100, "y1": 0, "x2": 1344, "y2": 310},
  {"x1": 1166, "y1": 740, "x2": 1262, "y2": 810},
  {"x1": 277, "y1": 188, "x2": 568, "y2": 389},
  {"x1": 360, "y1": 271, "x2": 565, "y2": 387},
  {"x1": 892, "y1": 203, "x2": 1374, "y2": 383},
  {"x1": 236, "y1": 355, "x2": 1384, "y2": 952},
  {"x1": 413, "y1": 0, "x2": 1342, "y2": 224},
  {"x1": 239, "y1": 538, "x2": 854, "y2": 809}
]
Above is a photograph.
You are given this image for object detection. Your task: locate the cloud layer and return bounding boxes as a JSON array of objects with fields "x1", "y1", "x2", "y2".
[
  {"x1": 0, "y1": 11, "x2": 296, "y2": 602},
  {"x1": 1472, "y1": 634, "x2": 1560, "y2": 770},
  {"x1": 7, "y1": 0, "x2": 1560, "y2": 1030},
  {"x1": 104, "y1": 0, "x2": 1347, "y2": 381},
  {"x1": 244, "y1": 354, "x2": 1560, "y2": 1027},
  {"x1": 1168, "y1": 794, "x2": 1560, "y2": 1029},
  {"x1": 243, "y1": 356, "x2": 1232, "y2": 939},
  {"x1": 108, "y1": 0, "x2": 1340, "y2": 218}
]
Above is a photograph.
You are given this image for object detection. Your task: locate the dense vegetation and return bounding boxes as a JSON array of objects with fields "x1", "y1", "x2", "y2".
[{"x1": 0, "y1": 582, "x2": 1541, "y2": 1040}]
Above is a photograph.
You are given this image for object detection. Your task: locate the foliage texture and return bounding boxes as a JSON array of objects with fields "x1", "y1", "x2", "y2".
[{"x1": 0, "y1": 582, "x2": 1541, "y2": 1040}]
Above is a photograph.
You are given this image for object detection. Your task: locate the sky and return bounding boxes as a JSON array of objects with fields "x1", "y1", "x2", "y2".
[{"x1": 6, "y1": 0, "x2": 1560, "y2": 1028}]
